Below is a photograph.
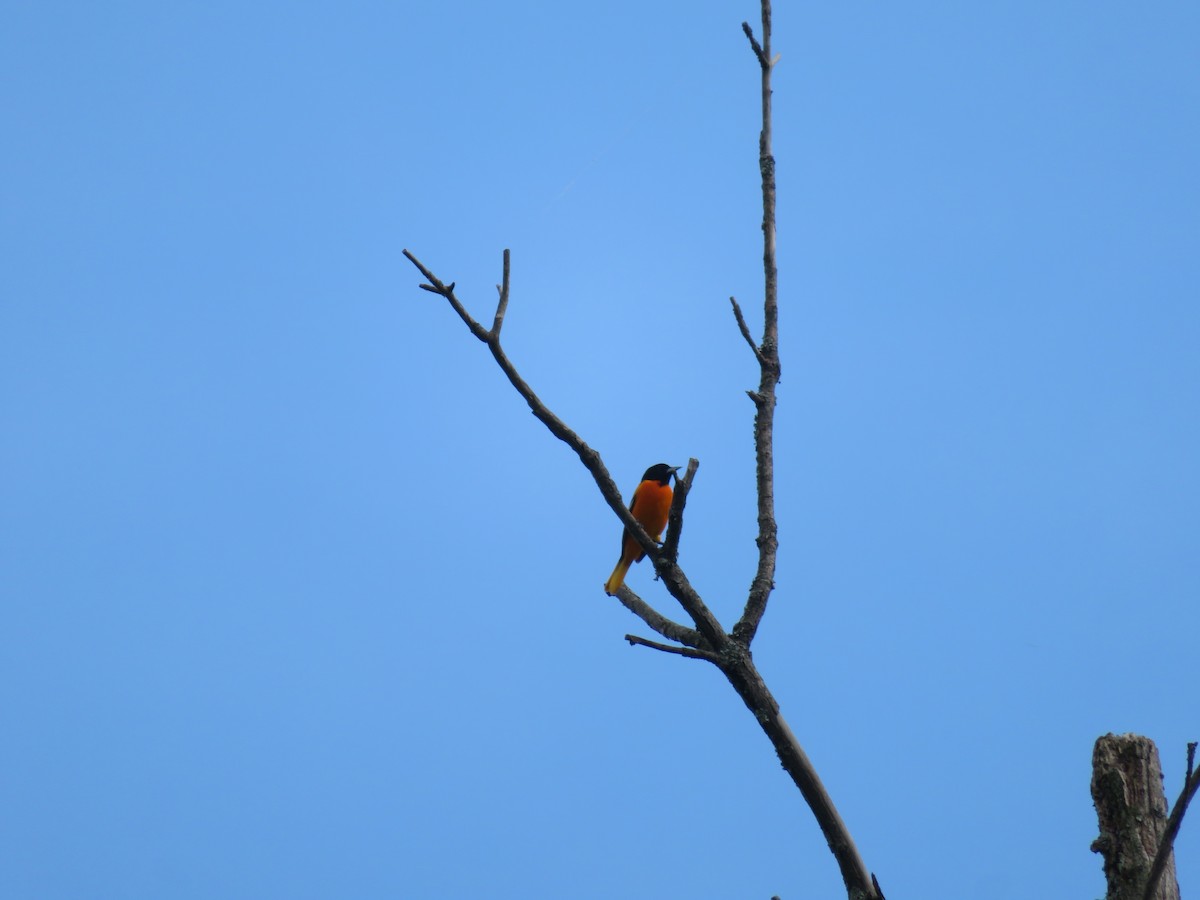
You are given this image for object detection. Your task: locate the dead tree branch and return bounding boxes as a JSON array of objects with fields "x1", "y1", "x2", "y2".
[
  {"x1": 491, "y1": 247, "x2": 511, "y2": 337},
  {"x1": 716, "y1": 640, "x2": 876, "y2": 898},
  {"x1": 660, "y1": 457, "x2": 699, "y2": 564},
  {"x1": 731, "y1": 2, "x2": 782, "y2": 649},
  {"x1": 730, "y1": 296, "x2": 768, "y2": 365},
  {"x1": 406, "y1": 247, "x2": 724, "y2": 649},
  {"x1": 405, "y1": 247, "x2": 725, "y2": 649},
  {"x1": 624, "y1": 633, "x2": 720, "y2": 662},
  {"x1": 1143, "y1": 742, "x2": 1200, "y2": 900},
  {"x1": 611, "y1": 585, "x2": 708, "y2": 650}
]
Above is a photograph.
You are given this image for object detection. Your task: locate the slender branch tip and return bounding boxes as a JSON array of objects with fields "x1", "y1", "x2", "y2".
[
  {"x1": 730, "y1": 296, "x2": 767, "y2": 364},
  {"x1": 741, "y1": 21, "x2": 767, "y2": 65},
  {"x1": 625, "y1": 633, "x2": 719, "y2": 663},
  {"x1": 491, "y1": 249, "x2": 512, "y2": 338}
]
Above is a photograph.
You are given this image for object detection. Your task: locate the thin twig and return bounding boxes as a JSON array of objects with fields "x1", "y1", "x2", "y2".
[
  {"x1": 404, "y1": 249, "x2": 491, "y2": 343},
  {"x1": 730, "y1": 296, "x2": 768, "y2": 365},
  {"x1": 624, "y1": 633, "x2": 720, "y2": 663},
  {"x1": 1143, "y1": 744, "x2": 1200, "y2": 900},
  {"x1": 741, "y1": 21, "x2": 767, "y2": 67},
  {"x1": 492, "y1": 249, "x2": 511, "y2": 337},
  {"x1": 613, "y1": 585, "x2": 708, "y2": 650},
  {"x1": 660, "y1": 458, "x2": 699, "y2": 564}
]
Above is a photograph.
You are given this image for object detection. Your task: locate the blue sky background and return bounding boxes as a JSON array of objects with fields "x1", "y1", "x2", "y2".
[{"x1": 3, "y1": 2, "x2": 1197, "y2": 898}]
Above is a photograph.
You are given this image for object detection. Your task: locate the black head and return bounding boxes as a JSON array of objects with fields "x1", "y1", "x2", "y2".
[{"x1": 642, "y1": 463, "x2": 680, "y2": 485}]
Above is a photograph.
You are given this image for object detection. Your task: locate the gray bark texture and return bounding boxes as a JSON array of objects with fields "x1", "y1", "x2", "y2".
[{"x1": 1091, "y1": 734, "x2": 1180, "y2": 900}]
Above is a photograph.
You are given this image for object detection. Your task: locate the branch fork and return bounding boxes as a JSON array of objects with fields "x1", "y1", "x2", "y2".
[{"x1": 406, "y1": 248, "x2": 510, "y2": 346}]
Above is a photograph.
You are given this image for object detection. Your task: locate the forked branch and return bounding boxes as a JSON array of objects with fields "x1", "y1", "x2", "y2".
[{"x1": 403, "y1": 249, "x2": 725, "y2": 650}]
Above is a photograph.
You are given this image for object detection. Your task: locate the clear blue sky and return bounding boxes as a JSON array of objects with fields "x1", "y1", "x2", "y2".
[{"x1": 3, "y1": 2, "x2": 1197, "y2": 898}]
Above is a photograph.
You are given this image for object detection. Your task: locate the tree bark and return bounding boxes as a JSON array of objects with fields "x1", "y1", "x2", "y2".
[
  {"x1": 719, "y1": 646, "x2": 877, "y2": 899},
  {"x1": 1091, "y1": 734, "x2": 1180, "y2": 900}
]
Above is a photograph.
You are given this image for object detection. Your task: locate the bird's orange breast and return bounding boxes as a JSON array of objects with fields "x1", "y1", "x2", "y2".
[{"x1": 630, "y1": 479, "x2": 673, "y2": 542}]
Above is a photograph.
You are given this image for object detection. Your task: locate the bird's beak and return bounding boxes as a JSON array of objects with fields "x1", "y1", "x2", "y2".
[{"x1": 669, "y1": 465, "x2": 681, "y2": 479}]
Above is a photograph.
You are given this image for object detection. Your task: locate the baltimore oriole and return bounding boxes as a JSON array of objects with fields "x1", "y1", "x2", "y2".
[{"x1": 603, "y1": 463, "x2": 680, "y2": 595}]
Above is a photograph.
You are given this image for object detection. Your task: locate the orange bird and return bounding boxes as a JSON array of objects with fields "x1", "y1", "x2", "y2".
[{"x1": 604, "y1": 463, "x2": 679, "y2": 595}]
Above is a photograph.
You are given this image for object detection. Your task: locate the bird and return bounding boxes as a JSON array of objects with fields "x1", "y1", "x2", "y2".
[{"x1": 604, "y1": 463, "x2": 680, "y2": 595}]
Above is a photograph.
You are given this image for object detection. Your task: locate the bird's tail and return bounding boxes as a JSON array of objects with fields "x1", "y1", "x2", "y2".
[{"x1": 604, "y1": 556, "x2": 633, "y2": 596}]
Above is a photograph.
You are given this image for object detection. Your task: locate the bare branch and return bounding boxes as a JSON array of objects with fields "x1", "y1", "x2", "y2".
[
  {"x1": 660, "y1": 458, "x2": 699, "y2": 564},
  {"x1": 741, "y1": 21, "x2": 767, "y2": 67},
  {"x1": 492, "y1": 249, "x2": 511, "y2": 337},
  {"x1": 731, "y1": 0, "x2": 781, "y2": 649},
  {"x1": 719, "y1": 642, "x2": 877, "y2": 897},
  {"x1": 737, "y1": 8, "x2": 878, "y2": 894},
  {"x1": 406, "y1": 255, "x2": 710, "y2": 652},
  {"x1": 1143, "y1": 743, "x2": 1200, "y2": 900},
  {"x1": 624, "y1": 633, "x2": 719, "y2": 663},
  {"x1": 402, "y1": 250, "x2": 728, "y2": 649},
  {"x1": 730, "y1": 296, "x2": 768, "y2": 365},
  {"x1": 612, "y1": 584, "x2": 708, "y2": 650},
  {"x1": 403, "y1": 249, "x2": 490, "y2": 343}
]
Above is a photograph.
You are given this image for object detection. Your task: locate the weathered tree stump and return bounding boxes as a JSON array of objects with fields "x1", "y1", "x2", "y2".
[{"x1": 1091, "y1": 734, "x2": 1179, "y2": 900}]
